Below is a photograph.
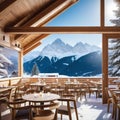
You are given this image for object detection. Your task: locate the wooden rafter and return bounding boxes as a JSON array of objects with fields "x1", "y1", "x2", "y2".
[
  {"x1": 21, "y1": 0, "x2": 77, "y2": 27},
  {"x1": 23, "y1": 34, "x2": 49, "y2": 52},
  {"x1": 23, "y1": 42, "x2": 41, "y2": 55},
  {"x1": 14, "y1": 0, "x2": 78, "y2": 42},
  {"x1": 4, "y1": 26, "x2": 120, "y2": 34},
  {"x1": 0, "y1": 0, "x2": 16, "y2": 13}
]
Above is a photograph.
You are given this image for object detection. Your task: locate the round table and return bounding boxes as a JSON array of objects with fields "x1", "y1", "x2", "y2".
[{"x1": 22, "y1": 92, "x2": 60, "y2": 102}]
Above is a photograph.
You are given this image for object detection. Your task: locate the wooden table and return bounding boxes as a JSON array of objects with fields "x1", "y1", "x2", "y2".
[
  {"x1": 22, "y1": 92, "x2": 60, "y2": 103},
  {"x1": 22, "y1": 92, "x2": 60, "y2": 119}
]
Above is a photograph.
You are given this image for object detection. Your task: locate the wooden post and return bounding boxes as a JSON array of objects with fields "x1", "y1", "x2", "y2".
[
  {"x1": 18, "y1": 49, "x2": 23, "y2": 77},
  {"x1": 102, "y1": 34, "x2": 108, "y2": 104},
  {"x1": 100, "y1": 0, "x2": 104, "y2": 27}
]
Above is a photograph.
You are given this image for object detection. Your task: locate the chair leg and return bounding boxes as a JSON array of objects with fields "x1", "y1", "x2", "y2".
[
  {"x1": 12, "y1": 109, "x2": 15, "y2": 120},
  {"x1": 68, "y1": 113, "x2": 72, "y2": 120},
  {"x1": 89, "y1": 90, "x2": 91, "y2": 98},
  {"x1": 96, "y1": 91, "x2": 98, "y2": 99},
  {"x1": 74, "y1": 101, "x2": 79, "y2": 120},
  {"x1": 60, "y1": 114, "x2": 62, "y2": 120},
  {"x1": 118, "y1": 108, "x2": 120, "y2": 120},
  {"x1": 54, "y1": 109, "x2": 58, "y2": 120},
  {"x1": 107, "y1": 100, "x2": 110, "y2": 113},
  {"x1": 112, "y1": 104, "x2": 117, "y2": 120},
  {"x1": 0, "y1": 104, "x2": 1, "y2": 120},
  {"x1": 112, "y1": 104, "x2": 115, "y2": 119},
  {"x1": 114, "y1": 106, "x2": 117, "y2": 120},
  {"x1": 68, "y1": 102, "x2": 72, "y2": 120}
]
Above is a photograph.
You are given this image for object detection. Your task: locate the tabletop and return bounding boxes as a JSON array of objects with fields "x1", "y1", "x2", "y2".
[{"x1": 22, "y1": 92, "x2": 60, "y2": 102}]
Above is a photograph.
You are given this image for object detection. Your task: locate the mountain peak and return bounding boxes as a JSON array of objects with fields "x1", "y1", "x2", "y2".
[
  {"x1": 74, "y1": 42, "x2": 83, "y2": 47},
  {"x1": 52, "y1": 38, "x2": 64, "y2": 45}
]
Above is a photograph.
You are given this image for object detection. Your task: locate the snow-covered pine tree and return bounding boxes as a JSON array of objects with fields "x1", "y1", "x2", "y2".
[
  {"x1": 109, "y1": 0, "x2": 120, "y2": 76},
  {"x1": 31, "y1": 63, "x2": 39, "y2": 76}
]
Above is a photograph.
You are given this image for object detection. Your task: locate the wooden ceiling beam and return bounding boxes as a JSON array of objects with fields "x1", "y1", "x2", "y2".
[
  {"x1": 4, "y1": 26, "x2": 120, "y2": 34},
  {"x1": 0, "y1": 0, "x2": 16, "y2": 13},
  {"x1": 20, "y1": 0, "x2": 78, "y2": 27},
  {"x1": 23, "y1": 34, "x2": 49, "y2": 52},
  {"x1": 23, "y1": 42, "x2": 41, "y2": 55},
  {"x1": 14, "y1": 0, "x2": 78, "y2": 42}
]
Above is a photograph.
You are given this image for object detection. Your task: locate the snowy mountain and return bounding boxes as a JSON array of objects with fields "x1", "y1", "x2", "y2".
[
  {"x1": 39, "y1": 38, "x2": 101, "y2": 58},
  {"x1": 40, "y1": 39, "x2": 73, "y2": 58},
  {"x1": 24, "y1": 38, "x2": 101, "y2": 61},
  {"x1": 24, "y1": 51, "x2": 102, "y2": 77},
  {"x1": 23, "y1": 38, "x2": 102, "y2": 77}
]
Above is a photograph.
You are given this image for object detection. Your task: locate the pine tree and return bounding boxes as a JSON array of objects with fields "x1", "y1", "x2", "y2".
[
  {"x1": 109, "y1": 1, "x2": 120, "y2": 76},
  {"x1": 31, "y1": 63, "x2": 39, "y2": 76}
]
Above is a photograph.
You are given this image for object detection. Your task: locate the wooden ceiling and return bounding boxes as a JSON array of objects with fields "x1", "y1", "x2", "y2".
[{"x1": 0, "y1": 0, "x2": 78, "y2": 54}]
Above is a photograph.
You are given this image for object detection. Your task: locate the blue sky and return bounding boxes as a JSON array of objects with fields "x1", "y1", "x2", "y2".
[
  {"x1": 33, "y1": 0, "x2": 117, "y2": 52},
  {"x1": 46, "y1": 0, "x2": 100, "y2": 26}
]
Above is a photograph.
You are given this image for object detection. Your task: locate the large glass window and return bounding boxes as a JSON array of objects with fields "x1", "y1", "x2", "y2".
[
  {"x1": 23, "y1": 34, "x2": 102, "y2": 77},
  {"x1": 0, "y1": 45, "x2": 18, "y2": 78},
  {"x1": 108, "y1": 38, "x2": 120, "y2": 77},
  {"x1": 105, "y1": 0, "x2": 119, "y2": 26},
  {"x1": 46, "y1": 0, "x2": 100, "y2": 26}
]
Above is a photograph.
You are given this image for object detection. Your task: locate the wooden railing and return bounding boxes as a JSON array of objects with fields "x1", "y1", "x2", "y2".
[{"x1": 0, "y1": 77, "x2": 119, "y2": 87}]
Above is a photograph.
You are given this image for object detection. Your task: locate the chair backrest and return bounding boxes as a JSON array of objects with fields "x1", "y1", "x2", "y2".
[
  {"x1": 57, "y1": 94, "x2": 79, "y2": 120},
  {"x1": 105, "y1": 87, "x2": 112, "y2": 99},
  {"x1": 7, "y1": 99, "x2": 32, "y2": 120},
  {"x1": 110, "y1": 90, "x2": 119, "y2": 105},
  {"x1": 58, "y1": 94, "x2": 77, "y2": 111},
  {"x1": 0, "y1": 88, "x2": 12, "y2": 100}
]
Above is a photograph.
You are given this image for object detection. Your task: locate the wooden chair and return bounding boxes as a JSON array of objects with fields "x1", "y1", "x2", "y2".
[
  {"x1": 57, "y1": 94, "x2": 79, "y2": 120},
  {"x1": 0, "y1": 88, "x2": 12, "y2": 120},
  {"x1": 44, "y1": 84, "x2": 51, "y2": 93},
  {"x1": 14, "y1": 85, "x2": 26, "y2": 100},
  {"x1": 6, "y1": 86, "x2": 36, "y2": 120},
  {"x1": 88, "y1": 82, "x2": 98, "y2": 98},
  {"x1": 110, "y1": 90, "x2": 120, "y2": 120},
  {"x1": 105, "y1": 87, "x2": 113, "y2": 113},
  {"x1": 79, "y1": 83, "x2": 88, "y2": 100},
  {"x1": 7, "y1": 100, "x2": 33, "y2": 120},
  {"x1": 32, "y1": 101, "x2": 60, "y2": 120}
]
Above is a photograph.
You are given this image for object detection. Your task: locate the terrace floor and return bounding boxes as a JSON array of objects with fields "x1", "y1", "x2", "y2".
[
  {"x1": 57, "y1": 94, "x2": 112, "y2": 120},
  {"x1": 1, "y1": 93, "x2": 113, "y2": 120}
]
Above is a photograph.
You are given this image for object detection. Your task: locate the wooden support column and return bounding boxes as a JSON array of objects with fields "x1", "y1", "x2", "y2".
[
  {"x1": 18, "y1": 49, "x2": 23, "y2": 77},
  {"x1": 100, "y1": 0, "x2": 104, "y2": 27},
  {"x1": 102, "y1": 34, "x2": 108, "y2": 104}
]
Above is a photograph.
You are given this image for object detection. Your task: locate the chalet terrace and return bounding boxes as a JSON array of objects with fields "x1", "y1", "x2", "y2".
[{"x1": 0, "y1": 0, "x2": 120, "y2": 120}]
